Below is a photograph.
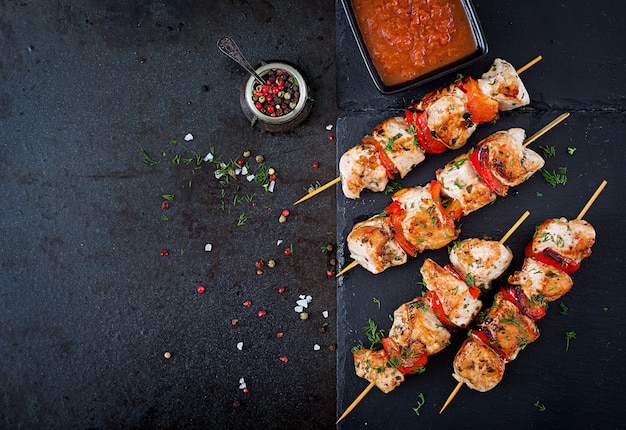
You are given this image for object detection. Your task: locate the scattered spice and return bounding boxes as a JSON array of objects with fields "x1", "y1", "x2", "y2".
[
  {"x1": 279, "y1": 215, "x2": 287, "y2": 223},
  {"x1": 267, "y1": 259, "x2": 276, "y2": 268},
  {"x1": 250, "y1": 68, "x2": 301, "y2": 118},
  {"x1": 312, "y1": 162, "x2": 320, "y2": 169},
  {"x1": 279, "y1": 356, "x2": 289, "y2": 363},
  {"x1": 278, "y1": 285, "x2": 286, "y2": 293},
  {"x1": 161, "y1": 201, "x2": 170, "y2": 210},
  {"x1": 160, "y1": 249, "x2": 169, "y2": 256},
  {"x1": 243, "y1": 150, "x2": 251, "y2": 158},
  {"x1": 164, "y1": 351, "x2": 171, "y2": 359},
  {"x1": 257, "y1": 310, "x2": 267, "y2": 317},
  {"x1": 281, "y1": 209, "x2": 290, "y2": 217},
  {"x1": 255, "y1": 260, "x2": 265, "y2": 268},
  {"x1": 300, "y1": 312, "x2": 309, "y2": 320},
  {"x1": 231, "y1": 319, "x2": 239, "y2": 325},
  {"x1": 276, "y1": 332, "x2": 284, "y2": 338},
  {"x1": 243, "y1": 300, "x2": 252, "y2": 307},
  {"x1": 197, "y1": 285, "x2": 205, "y2": 294}
]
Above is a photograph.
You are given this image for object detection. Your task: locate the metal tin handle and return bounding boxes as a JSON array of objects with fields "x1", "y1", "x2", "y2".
[{"x1": 217, "y1": 37, "x2": 265, "y2": 85}]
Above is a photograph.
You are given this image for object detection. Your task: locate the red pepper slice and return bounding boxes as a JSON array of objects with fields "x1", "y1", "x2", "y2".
[
  {"x1": 385, "y1": 201, "x2": 420, "y2": 257},
  {"x1": 429, "y1": 180, "x2": 463, "y2": 222},
  {"x1": 364, "y1": 136, "x2": 397, "y2": 180},
  {"x1": 471, "y1": 328, "x2": 513, "y2": 362},
  {"x1": 405, "y1": 109, "x2": 447, "y2": 154},
  {"x1": 382, "y1": 337, "x2": 427, "y2": 374},
  {"x1": 425, "y1": 290, "x2": 454, "y2": 327},
  {"x1": 458, "y1": 77, "x2": 499, "y2": 124},
  {"x1": 444, "y1": 264, "x2": 481, "y2": 298},
  {"x1": 500, "y1": 284, "x2": 547, "y2": 321},
  {"x1": 468, "y1": 147, "x2": 509, "y2": 197},
  {"x1": 524, "y1": 243, "x2": 581, "y2": 274}
]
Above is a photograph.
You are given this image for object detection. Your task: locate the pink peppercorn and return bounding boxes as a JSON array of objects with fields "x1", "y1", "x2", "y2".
[
  {"x1": 276, "y1": 332, "x2": 284, "y2": 338},
  {"x1": 278, "y1": 285, "x2": 286, "y2": 294},
  {"x1": 279, "y1": 356, "x2": 288, "y2": 363},
  {"x1": 312, "y1": 162, "x2": 320, "y2": 169},
  {"x1": 161, "y1": 201, "x2": 170, "y2": 210},
  {"x1": 281, "y1": 209, "x2": 290, "y2": 217},
  {"x1": 257, "y1": 310, "x2": 267, "y2": 317},
  {"x1": 197, "y1": 285, "x2": 205, "y2": 294},
  {"x1": 160, "y1": 249, "x2": 169, "y2": 256},
  {"x1": 284, "y1": 248, "x2": 291, "y2": 256},
  {"x1": 243, "y1": 300, "x2": 252, "y2": 307}
]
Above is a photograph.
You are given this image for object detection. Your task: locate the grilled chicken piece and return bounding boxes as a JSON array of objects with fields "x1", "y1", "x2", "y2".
[
  {"x1": 478, "y1": 128, "x2": 544, "y2": 187},
  {"x1": 416, "y1": 83, "x2": 476, "y2": 150},
  {"x1": 436, "y1": 153, "x2": 496, "y2": 215},
  {"x1": 452, "y1": 337, "x2": 505, "y2": 392},
  {"x1": 339, "y1": 141, "x2": 389, "y2": 199},
  {"x1": 478, "y1": 58, "x2": 530, "y2": 111},
  {"x1": 449, "y1": 238, "x2": 513, "y2": 291},
  {"x1": 372, "y1": 117, "x2": 425, "y2": 178},
  {"x1": 347, "y1": 214, "x2": 408, "y2": 274},
  {"x1": 420, "y1": 258, "x2": 482, "y2": 328},
  {"x1": 353, "y1": 348, "x2": 404, "y2": 393},
  {"x1": 388, "y1": 297, "x2": 451, "y2": 356},
  {"x1": 391, "y1": 183, "x2": 460, "y2": 254},
  {"x1": 508, "y1": 257, "x2": 573, "y2": 303},
  {"x1": 477, "y1": 291, "x2": 540, "y2": 362},
  {"x1": 528, "y1": 218, "x2": 596, "y2": 264}
]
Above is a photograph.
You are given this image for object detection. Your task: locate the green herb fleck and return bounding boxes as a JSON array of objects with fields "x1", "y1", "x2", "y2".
[
  {"x1": 541, "y1": 167, "x2": 568, "y2": 187},
  {"x1": 540, "y1": 145, "x2": 556, "y2": 158},
  {"x1": 162, "y1": 194, "x2": 175, "y2": 201},
  {"x1": 565, "y1": 330, "x2": 576, "y2": 351},
  {"x1": 412, "y1": 393, "x2": 425, "y2": 415},
  {"x1": 138, "y1": 144, "x2": 159, "y2": 167},
  {"x1": 237, "y1": 213, "x2": 247, "y2": 227},
  {"x1": 567, "y1": 147, "x2": 577, "y2": 155},
  {"x1": 362, "y1": 319, "x2": 385, "y2": 349},
  {"x1": 373, "y1": 297, "x2": 381, "y2": 309},
  {"x1": 534, "y1": 400, "x2": 546, "y2": 411},
  {"x1": 559, "y1": 303, "x2": 568, "y2": 315}
]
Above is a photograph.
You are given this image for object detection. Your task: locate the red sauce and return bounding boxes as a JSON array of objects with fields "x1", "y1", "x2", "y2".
[{"x1": 352, "y1": 0, "x2": 478, "y2": 86}]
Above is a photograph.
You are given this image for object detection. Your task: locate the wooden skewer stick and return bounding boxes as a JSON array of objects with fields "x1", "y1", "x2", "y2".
[
  {"x1": 337, "y1": 211, "x2": 529, "y2": 423},
  {"x1": 440, "y1": 181, "x2": 608, "y2": 414},
  {"x1": 577, "y1": 180, "x2": 607, "y2": 220},
  {"x1": 293, "y1": 176, "x2": 341, "y2": 206},
  {"x1": 337, "y1": 112, "x2": 566, "y2": 278},
  {"x1": 336, "y1": 381, "x2": 376, "y2": 424},
  {"x1": 516, "y1": 55, "x2": 542, "y2": 74},
  {"x1": 523, "y1": 112, "x2": 570, "y2": 147},
  {"x1": 336, "y1": 260, "x2": 360, "y2": 278},
  {"x1": 293, "y1": 57, "x2": 543, "y2": 206}
]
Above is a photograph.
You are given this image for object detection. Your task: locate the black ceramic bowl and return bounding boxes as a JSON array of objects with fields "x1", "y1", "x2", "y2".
[{"x1": 341, "y1": 0, "x2": 488, "y2": 94}]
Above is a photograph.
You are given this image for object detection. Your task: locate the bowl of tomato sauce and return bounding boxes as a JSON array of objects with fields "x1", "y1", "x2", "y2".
[{"x1": 341, "y1": 0, "x2": 488, "y2": 94}]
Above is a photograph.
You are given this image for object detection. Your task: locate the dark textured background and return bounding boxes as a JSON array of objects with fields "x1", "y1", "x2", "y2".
[
  {"x1": 1, "y1": 1, "x2": 338, "y2": 429},
  {"x1": 1, "y1": 1, "x2": 625, "y2": 429},
  {"x1": 336, "y1": 1, "x2": 625, "y2": 429}
]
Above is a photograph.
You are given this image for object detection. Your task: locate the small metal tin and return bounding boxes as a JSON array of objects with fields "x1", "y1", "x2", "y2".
[
  {"x1": 340, "y1": 0, "x2": 488, "y2": 94},
  {"x1": 240, "y1": 61, "x2": 313, "y2": 132}
]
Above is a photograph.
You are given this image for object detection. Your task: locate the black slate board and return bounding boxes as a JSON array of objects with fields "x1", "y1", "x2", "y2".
[{"x1": 335, "y1": 2, "x2": 626, "y2": 427}]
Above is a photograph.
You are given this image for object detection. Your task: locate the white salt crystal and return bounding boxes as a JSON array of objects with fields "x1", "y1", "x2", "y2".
[
  {"x1": 322, "y1": 310, "x2": 329, "y2": 318},
  {"x1": 205, "y1": 243, "x2": 212, "y2": 252},
  {"x1": 184, "y1": 133, "x2": 193, "y2": 141},
  {"x1": 237, "y1": 342, "x2": 243, "y2": 351},
  {"x1": 204, "y1": 152, "x2": 214, "y2": 162},
  {"x1": 294, "y1": 305, "x2": 304, "y2": 313},
  {"x1": 314, "y1": 344, "x2": 321, "y2": 351}
]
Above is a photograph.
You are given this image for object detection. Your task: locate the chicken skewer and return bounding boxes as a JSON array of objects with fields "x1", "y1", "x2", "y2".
[
  {"x1": 336, "y1": 211, "x2": 529, "y2": 424},
  {"x1": 439, "y1": 180, "x2": 607, "y2": 414},
  {"x1": 336, "y1": 113, "x2": 569, "y2": 277},
  {"x1": 294, "y1": 56, "x2": 541, "y2": 205}
]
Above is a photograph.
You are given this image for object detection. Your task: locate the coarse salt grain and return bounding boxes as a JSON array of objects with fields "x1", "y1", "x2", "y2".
[
  {"x1": 205, "y1": 243, "x2": 212, "y2": 252},
  {"x1": 268, "y1": 181, "x2": 275, "y2": 193},
  {"x1": 237, "y1": 342, "x2": 244, "y2": 351},
  {"x1": 277, "y1": 240, "x2": 283, "y2": 246},
  {"x1": 204, "y1": 152, "x2": 214, "y2": 162},
  {"x1": 322, "y1": 310, "x2": 329, "y2": 318},
  {"x1": 241, "y1": 166, "x2": 248, "y2": 175},
  {"x1": 314, "y1": 344, "x2": 321, "y2": 351},
  {"x1": 294, "y1": 305, "x2": 304, "y2": 313},
  {"x1": 239, "y1": 377, "x2": 247, "y2": 390},
  {"x1": 184, "y1": 133, "x2": 193, "y2": 141},
  {"x1": 246, "y1": 174, "x2": 255, "y2": 182},
  {"x1": 326, "y1": 124, "x2": 333, "y2": 130}
]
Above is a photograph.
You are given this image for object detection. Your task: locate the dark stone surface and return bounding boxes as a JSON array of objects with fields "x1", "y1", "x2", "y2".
[
  {"x1": 1, "y1": 1, "x2": 339, "y2": 429},
  {"x1": 335, "y1": 1, "x2": 625, "y2": 429}
]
